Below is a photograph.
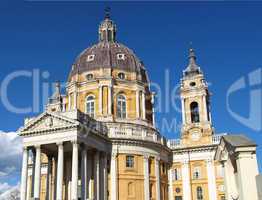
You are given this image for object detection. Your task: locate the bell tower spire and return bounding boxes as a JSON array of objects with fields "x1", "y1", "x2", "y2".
[
  {"x1": 98, "y1": 7, "x2": 117, "y2": 43},
  {"x1": 180, "y1": 47, "x2": 213, "y2": 146}
]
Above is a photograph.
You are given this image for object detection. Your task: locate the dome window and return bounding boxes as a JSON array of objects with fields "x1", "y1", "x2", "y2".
[
  {"x1": 87, "y1": 54, "x2": 95, "y2": 62},
  {"x1": 117, "y1": 53, "x2": 125, "y2": 60},
  {"x1": 86, "y1": 74, "x2": 94, "y2": 80},
  {"x1": 190, "y1": 82, "x2": 196, "y2": 87},
  {"x1": 118, "y1": 72, "x2": 125, "y2": 80}
]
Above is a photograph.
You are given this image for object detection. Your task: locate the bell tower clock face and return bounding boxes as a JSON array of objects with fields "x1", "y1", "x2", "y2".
[{"x1": 191, "y1": 132, "x2": 201, "y2": 141}]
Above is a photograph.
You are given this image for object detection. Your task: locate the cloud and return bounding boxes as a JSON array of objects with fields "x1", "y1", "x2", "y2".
[
  {"x1": 0, "y1": 131, "x2": 22, "y2": 196},
  {"x1": 0, "y1": 183, "x2": 20, "y2": 200},
  {"x1": 0, "y1": 183, "x2": 11, "y2": 194}
]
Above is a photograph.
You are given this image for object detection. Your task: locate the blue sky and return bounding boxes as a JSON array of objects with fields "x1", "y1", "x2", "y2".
[{"x1": 0, "y1": 1, "x2": 262, "y2": 189}]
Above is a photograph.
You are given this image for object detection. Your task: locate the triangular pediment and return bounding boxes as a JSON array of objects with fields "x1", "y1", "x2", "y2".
[{"x1": 19, "y1": 111, "x2": 79, "y2": 135}]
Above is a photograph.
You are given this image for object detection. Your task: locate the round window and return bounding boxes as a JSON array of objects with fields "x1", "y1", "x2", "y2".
[
  {"x1": 118, "y1": 72, "x2": 125, "y2": 80},
  {"x1": 175, "y1": 187, "x2": 181, "y2": 193},
  {"x1": 86, "y1": 74, "x2": 94, "y2": 80}
]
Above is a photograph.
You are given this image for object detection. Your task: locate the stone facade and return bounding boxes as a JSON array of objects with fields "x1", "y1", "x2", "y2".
[{"x1": 19, "y1": 13, "x2": 259, "y2": 200}]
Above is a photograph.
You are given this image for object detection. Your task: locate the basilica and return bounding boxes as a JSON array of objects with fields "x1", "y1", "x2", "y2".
[{"x1": 19, "y1": 13, "x2": 259, "y2": 200}]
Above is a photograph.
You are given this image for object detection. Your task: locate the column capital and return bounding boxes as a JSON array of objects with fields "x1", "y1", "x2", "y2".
[
  {"x1": 71, "y1": 139, "x2": 79, "y2": 145},
  {"x1": 111, "y1": 152, "x2": 118, "y2": 160},
  {"x1": 154, "y1": 156, "x2": 160, "y2": 162},
  {"x1": 143, "y1": 154, "x2": 150, "y2": 161},
  {"x1": 34, "y1": 144, "x2": 41, "y2": 149},
  {"x1": 56, "y1": 141, "x2": 64, "y2": 146}
]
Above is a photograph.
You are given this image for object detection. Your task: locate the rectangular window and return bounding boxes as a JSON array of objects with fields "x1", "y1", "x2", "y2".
[
  {"x1": 173, "y1": 168, "x2": 181, "y2": 181},
  {"x1": 193, "y1": 167, "x2": 201, "y2": 179},
  {"x1": 126, "y1": 155, "x2": 134, "y2": 168}
]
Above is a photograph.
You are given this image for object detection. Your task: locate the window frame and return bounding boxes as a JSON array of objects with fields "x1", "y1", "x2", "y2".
[
  {"x1": 196, "y1": 186, "x2": 203, "y2": 200},
  {"x1": 117, "y1": 53, "x2": 126, "y2": 60},
  {"x1": 86, "y1": 73, "x2": 94, "y2": 80},
  {"x1": 126, "y1": 155, "x2": 135, "y2": 169},
  {"x1": 116, "y1": 94, "x2": 127, "y2": 119},
  {"x1": 193, "y1": 167, "x2": 201, "y2": 180},
  {"x1": 85, "y1": 95, "x2": 95, "y2": 118},
  {"x1": 118, "y1": 72, "x2": 125, "y2": 80},
  {"x1": 87, "y1": 54, "x2": 95, "y2": 62},
  {"x1": 190, "y1": 101, "x2": 200, "y2": 123}
]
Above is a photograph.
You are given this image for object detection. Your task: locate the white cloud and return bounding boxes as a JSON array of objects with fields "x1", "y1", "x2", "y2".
[
  {"x1": 0, "y1": 131, "x2": 22, "y2": 160},
  {"x1": 0, "y1": 131, "x2": 22, "y2": 196},
  {"x1": 0, "y1": 183, "x2": 20, "y2": 200},
  {"x1": 0, "y1": 183, "x2": 11, "y2": 194}
]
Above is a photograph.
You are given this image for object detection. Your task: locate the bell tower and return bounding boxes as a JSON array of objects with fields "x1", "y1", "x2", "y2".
[{"x1": 180, "y1": 48, "x2": 213, "y2": 146}]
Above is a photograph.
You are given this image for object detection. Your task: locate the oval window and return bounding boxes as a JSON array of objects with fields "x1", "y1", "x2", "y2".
[
  {"x1": 86, "y1": 74, "x2": 94, "y2": 80},
  {"x1": 118, "y1": 72, "x2": 125, "y2": 80},
  {"x1": 190, "y1": 82, "x2": 196, "y2": 87}
]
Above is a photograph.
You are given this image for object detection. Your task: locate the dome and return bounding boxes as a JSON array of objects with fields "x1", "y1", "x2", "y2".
[
  {"x1": 69, "y1": 41, "x2": 146, "y2": 79},
  {"x1": 68, "y1": 14, "x2": 147, "y2": 81}
]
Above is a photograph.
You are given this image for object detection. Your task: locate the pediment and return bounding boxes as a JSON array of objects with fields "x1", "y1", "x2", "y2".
[{"x1": 19, "y1": 111, "x2": 79, "y2": 135}]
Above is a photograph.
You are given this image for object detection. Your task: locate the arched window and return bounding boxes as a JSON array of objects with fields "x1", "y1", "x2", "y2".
[
  {"x1": 86, "y1": 95, "x2": 95, "y2": 118},
  {"x1": 190, "y1": 102, "x2": 200, "y2": 123},
  {"x1": 117, "y1": 94, "x2": 126, "y2": 119},
  {"x1": 197, "y1": 186, "x2": 203, "y2": 200}
]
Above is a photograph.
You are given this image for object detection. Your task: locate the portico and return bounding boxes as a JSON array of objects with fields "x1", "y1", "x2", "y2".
[{"x1": 19, "y1": 111, "x2": 110, "y2": 200}]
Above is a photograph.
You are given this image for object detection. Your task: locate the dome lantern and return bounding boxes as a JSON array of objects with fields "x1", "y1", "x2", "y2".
[{"x1": 98, "y1": 7, "x2": 117, "y2": 43}]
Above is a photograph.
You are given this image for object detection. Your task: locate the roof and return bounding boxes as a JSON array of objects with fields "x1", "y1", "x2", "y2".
[
  {"x1": 68, "y1": 41, "x2": 146, "y2": 80},
  {"x1": 222, "y1": 134, "x2": 257, "y2": 148}
]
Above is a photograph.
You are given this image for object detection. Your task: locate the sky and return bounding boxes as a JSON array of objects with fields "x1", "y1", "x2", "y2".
[{"x1": 0, "y1": 0, "x2": 262, "y2": 193}]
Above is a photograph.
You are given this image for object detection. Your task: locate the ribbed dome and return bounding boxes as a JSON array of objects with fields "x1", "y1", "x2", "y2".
[
  {"x1": 69, "y1": 41, "x2": 146, "y2": 79},
  {"x1": 68, "y1": 14, "x2": 147, "y2": 81}
]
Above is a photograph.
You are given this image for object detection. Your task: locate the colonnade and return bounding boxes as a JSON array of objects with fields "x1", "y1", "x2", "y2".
[{"x1": 20, "y1": 141, "x2": 108, "y2": 200}]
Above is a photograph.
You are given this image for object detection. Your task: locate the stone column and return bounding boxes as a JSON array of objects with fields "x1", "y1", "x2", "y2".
[
  {"x1": 143, "y1": 155, "x2": 150, "y2": 200},
  {"x1": 155, "y1": 157, "x2": 161, "y2": 200},
  {"x1": 46, "y1": 156, "x2": 52, "y2": 200},
  {"x1": 56, "y1": 143, "x2": 64, "y2": 200},
  {"x1": 74, "y1": 90, "x2": 77, "y2": 110},
  {"x1": 31, "y1": 149, "x2": 36, "y2": 198},
  {"x1": 71, "y1": 141, "x2": 79, "y2": 200},
  {"x1": 110, "y1": 153, "x2": 118, "y2": 200},
  {"x1": 108, "y1": 85, "x2": 112, "y2": 115},
  {"x1": 181, "y1": 97, "x2": 185, "y2": 124},
  {"x1": 168, "y1": 167, "x2": 174, "y2": 200},
  {"x1": 142, "y1": 92, "x2": 146, "y2": 120},
  {"x1": 20, "y1": 147, "x2": 28, "y2": 200},
  {"x1": 34, "y1": 145, "x2": 41, "y2": 200},
  {"x1": 86, "y1": 155, "x2": 92, "y2": 199},
  {"x1": 94, "y1": 151, "x2": 100, "y2": 200},
  {"x1": 53, "y1": 157, "x2": 57, "y2": 200},
  {"x1": 99, "y1": 86, "x2": 103, "y2": 115},
  {"x1": 136, "y1": 90, "x2": 140, "y2": 118},
  {"x1": 81, "y1": 147, "x2": 87, "y2": 200},
  {"x1": 68, "y1": 93, "x2": 71, "y2": 110},
  {"x1": 103, "y1": 154, "x2": 108, "y2": 200},
  {"x1": 182, "y1": 160, "x2": 191, "y2": 200},
  {"x1": 206, "y1": 159, "x2": 217, "y2": 200}
]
